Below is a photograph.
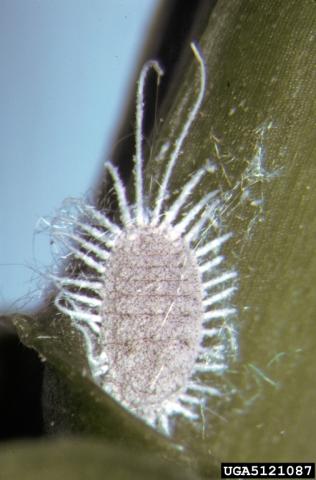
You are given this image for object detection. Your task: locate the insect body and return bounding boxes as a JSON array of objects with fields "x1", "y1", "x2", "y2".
[{"x1": 52, "y1": 43, "x2": 237, "y2": 436}]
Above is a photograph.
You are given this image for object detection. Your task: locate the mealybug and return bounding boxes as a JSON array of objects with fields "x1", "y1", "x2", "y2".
[{"x1": 51, "y1": 43, "x2": 238, "y2": 436}]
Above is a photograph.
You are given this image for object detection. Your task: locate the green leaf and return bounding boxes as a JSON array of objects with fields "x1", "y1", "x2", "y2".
[
  {"x1": 13, "y1": 0, "x2": 316, "y2": 471},
  {"x1": 0, "y1": 437, "x2": 200, "y2": 480},
  {"x1": 146, "y1": 0, "x2": 316, "y2": 462}
]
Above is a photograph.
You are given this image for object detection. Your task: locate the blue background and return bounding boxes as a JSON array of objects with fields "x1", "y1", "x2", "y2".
[{"x1": 0, "y1": 0, "x2": 157, "y2": 311}]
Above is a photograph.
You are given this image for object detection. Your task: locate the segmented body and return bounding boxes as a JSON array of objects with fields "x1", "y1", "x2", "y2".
[{"x1": 51, "y1": 43, "x2": 238, "y2": 435}]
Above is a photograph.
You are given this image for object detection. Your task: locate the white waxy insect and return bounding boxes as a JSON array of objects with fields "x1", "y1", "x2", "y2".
[{"x1": 51, "y1": 43, "x2": 238, "y2": 436}]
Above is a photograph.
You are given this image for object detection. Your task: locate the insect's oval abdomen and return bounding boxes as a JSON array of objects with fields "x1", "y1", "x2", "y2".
[{"x1": 100, "y1": 226, "x2": 204, "y2": 417}]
